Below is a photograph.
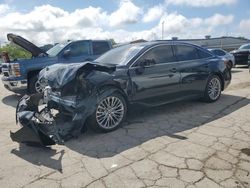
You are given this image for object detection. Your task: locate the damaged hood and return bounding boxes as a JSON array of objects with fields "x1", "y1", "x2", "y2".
[
  {"x1": 39, "y1": 62, "x2": 116, "y2": 89},
  {"x1": 7, "y1": 33, "x2": 48, "y2": 57}
]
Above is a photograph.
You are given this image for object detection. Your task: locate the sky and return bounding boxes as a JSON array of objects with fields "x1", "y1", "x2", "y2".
[{"x1": 0, "y1": 0, "x2": 249, "y2": 45}]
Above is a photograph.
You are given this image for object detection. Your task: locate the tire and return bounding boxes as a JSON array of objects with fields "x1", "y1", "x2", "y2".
[
  {"x1": 203, "y1": 75, "x2": 222, "y2": 103},
  {"x1": 228, "y1": 61, "x2": 233, "y2": 70},
  {"x1": 28, "y1": 74, "x2": 44, "y2": 94},
  {"x1": 88, "y1": 92, "x2": 127, "y2": 132}
]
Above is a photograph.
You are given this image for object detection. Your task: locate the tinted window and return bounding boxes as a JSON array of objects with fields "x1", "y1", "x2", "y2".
[
  {"x1": 93, "y1": 42, "x2": 110, "y2": 55},
  {"x1": 137, "y1": 45, "x2": 175, "y2": 65},
  {"x1": 65, "y1": 41, "x2": 90, "y2": 57},
  {"x1": 198, "y1": 49, "x2": 213, "y2": 59},
  {"x1": 175, "y1": 45, "x2": 199, "y2": 61}
]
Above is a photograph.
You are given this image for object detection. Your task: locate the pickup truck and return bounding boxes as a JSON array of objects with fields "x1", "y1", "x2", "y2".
[{"x1": 1, "y1": 33, "x2": 112, "y2": 93}]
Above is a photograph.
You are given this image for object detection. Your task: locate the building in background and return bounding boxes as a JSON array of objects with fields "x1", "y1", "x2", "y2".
[{"x1": 170, "y1": 36, "x2": 250, "y2": 52}]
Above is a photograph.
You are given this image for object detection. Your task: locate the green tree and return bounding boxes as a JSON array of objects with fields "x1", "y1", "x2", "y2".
[
  {"x1": 0, "y1": 43, "x2": 31, "y2": 60},
  {"x1": 109, "y1": 38, "x2": 117, "y2": 46}
]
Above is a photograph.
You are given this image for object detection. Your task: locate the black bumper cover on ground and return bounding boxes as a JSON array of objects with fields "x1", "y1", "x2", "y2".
[{"x1": 10, "y1": 94, "x2": 63, "y2": 146}]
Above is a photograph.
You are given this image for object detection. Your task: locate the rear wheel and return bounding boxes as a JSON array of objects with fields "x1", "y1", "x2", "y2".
[
  {"x1": 89, "y1": 92, "x2": 127, "y2": 132},
  {"x1": 204, "y1": 75, "x2": 222, "y2": 102},
  {"x1": 228, "y1": 61, "x2": 233, "y2": 69}
]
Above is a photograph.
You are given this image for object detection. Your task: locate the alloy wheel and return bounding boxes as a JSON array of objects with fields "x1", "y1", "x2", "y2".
[
  {"x1": 207, "y1": 77, "x2": 221, "y2": 100},
  {"x1": 35, "y1": 80, "x2": 46, "y2": 93},
  {"x1": 96, "y1": 96, "x2": 125, "y2": 129}
]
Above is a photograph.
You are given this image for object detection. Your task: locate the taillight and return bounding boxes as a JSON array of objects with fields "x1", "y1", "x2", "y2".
[{"x1": 10, "y1": 63, "x2": 21, "y2": 77}]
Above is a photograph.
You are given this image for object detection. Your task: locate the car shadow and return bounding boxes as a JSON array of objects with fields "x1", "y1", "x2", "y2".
[
  {"x1": 10, "y1": 94, "x2": 250, "y2": 171},
  {"x1": 11, "y1": 145, "x2": 65, "y2": 172},
  {"x1": 2, "y1": 94, "x2": 22, "y2": 108}
]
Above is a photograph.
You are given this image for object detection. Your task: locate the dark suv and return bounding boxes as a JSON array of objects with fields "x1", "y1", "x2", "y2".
[{"x1": 1, "y1": 33, "x2": 112, "y2": 93}]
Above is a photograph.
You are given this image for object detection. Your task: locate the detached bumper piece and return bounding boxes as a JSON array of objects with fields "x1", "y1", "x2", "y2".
[{"x1": 11, "y1": 94, "x2": 66, "y2": 146}]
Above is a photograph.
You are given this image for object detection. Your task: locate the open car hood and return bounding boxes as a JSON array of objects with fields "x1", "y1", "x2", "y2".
[{"x1": 7, "y1": 33, "x2": 48, "y2": 57}]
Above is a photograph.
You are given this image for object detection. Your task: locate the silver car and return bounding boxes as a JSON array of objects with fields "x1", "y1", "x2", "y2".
[{"x1": 209, "y1": 48, "x2": 235, "y2": 69}]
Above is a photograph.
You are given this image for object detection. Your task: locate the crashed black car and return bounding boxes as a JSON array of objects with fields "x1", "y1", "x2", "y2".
[{"x1": 11, "y1": 41, "x2": 231, "y2": 146}]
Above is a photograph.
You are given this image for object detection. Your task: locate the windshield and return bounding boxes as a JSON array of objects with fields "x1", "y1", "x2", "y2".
[
  {"x1": 95, "y1": 44, "x2": 145, "y2": 65},
  {"x1": 239, "y1": 44, "x2": 250, "y2": 50},
  {"x1": 47, "y1": 42, "x2": 69, "y2": 57}
]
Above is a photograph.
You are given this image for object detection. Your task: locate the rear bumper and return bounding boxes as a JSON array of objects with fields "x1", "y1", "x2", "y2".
[
  {"x1": 1, "y1": 76, "x2": 27, "y2": 93},
  {"x1": 233, "y1": 53, "x2": 249, "y2": 65}
]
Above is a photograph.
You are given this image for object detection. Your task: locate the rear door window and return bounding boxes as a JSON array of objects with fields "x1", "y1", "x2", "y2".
[
  {"x1": 93, "y1": 41, "x2": 110, "y2": 55},
  {"x1": 174, "y1": 45, "x2": 199, "y2": 61}
]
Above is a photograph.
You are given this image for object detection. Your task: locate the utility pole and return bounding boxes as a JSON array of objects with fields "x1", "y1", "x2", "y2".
[{"x1": 162, "y1": 21, "x2": 165, "y2": 40}]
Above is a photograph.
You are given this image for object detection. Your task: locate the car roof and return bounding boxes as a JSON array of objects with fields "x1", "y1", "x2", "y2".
[{"x1": 122, "y1": 41, "x2": 208, "y2": 51}]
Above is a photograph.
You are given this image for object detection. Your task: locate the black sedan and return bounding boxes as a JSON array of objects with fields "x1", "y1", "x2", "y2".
[
  {"x1": 11, "y1": 41, "x2": 231, "y2": 146},
  {"x1": 230, "y1": 43, "x2": 250, "y2": 66}
]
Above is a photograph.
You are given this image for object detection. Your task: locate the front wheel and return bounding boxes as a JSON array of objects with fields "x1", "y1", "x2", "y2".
[
  {"x1": 203, "y1": 75, "x2": 222, "y2": 102},
  {"x1": 89, "y1": 92, "x2": 127, "y2": 132},
  {"x1": 28, "y1": 74, "x2": 46, "y2": 94}
]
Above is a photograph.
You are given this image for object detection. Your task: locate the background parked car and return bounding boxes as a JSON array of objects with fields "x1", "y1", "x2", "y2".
[
  {"x1": 230, "y1": 43, "x2": 250, "y2": 67},
  {"x1": 1, "y1": 33, "x2": 113, "y2": 94},
  {"x1": 13, "y1": 41, "x2": 232, "y2": 145},
  {"x1": 208, "y1": 48, "x2": 235, "y2": 69}
]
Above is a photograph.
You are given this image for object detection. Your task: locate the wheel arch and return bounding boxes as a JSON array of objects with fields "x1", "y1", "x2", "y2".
[
  {"x1": 97, "y1": 83, "x2": 129, "y2": 105},
  {"x1": 27, "y1": 69, "x2": 41, "y2": 82}
]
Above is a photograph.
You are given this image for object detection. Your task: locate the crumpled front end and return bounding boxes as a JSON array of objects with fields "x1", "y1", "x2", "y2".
[
  {"x1": 11, "y1": 93, "x2": 66, "y2": 146},
  {"x1": 11, "y1": 62, "x2": 117, "y2": 146}
]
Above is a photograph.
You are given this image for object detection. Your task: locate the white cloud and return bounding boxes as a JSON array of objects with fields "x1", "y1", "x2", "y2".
[
  {"x1": 204, "y1": 14, "x2": 234, "y2": 26},
  {"x1": 0, "y1": 4, "x2": 10, "y2": 14},
  {"x1": 166, "y1": 0, "x2": 237, "y2": 7},
  {"x1": 0, "y1": 3, "x2": 243, "y2": 46},
  {"x1": 238, "y1": 19, "x2": 250, "y2": 38},
  {"x1": 143, "y1": 5, "x2": 165, "y2": 23},
  {"x1": 109, "y1": 0, "x2": 142, "y2": 27}
]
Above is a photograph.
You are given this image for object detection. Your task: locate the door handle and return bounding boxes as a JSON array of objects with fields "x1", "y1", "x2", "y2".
[{"x1": 170, "y1": 68, "x2": 177, "y2": 73}]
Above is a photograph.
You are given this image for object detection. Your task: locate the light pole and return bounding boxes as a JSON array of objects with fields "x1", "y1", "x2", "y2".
[{"x1": 161, "y1": 21, "x2": 165, "y2": 40}]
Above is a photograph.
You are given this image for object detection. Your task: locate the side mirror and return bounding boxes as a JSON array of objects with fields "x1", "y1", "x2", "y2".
[
  {"x1": 139, "y1": 58, "x2": 156, "y2": 68},
  {"x1": 136, "y1": 59, "x2": 156, "y2": 74},
  {"x1": 63, "y1": 49, "x2": 71, "y2": 57}
]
